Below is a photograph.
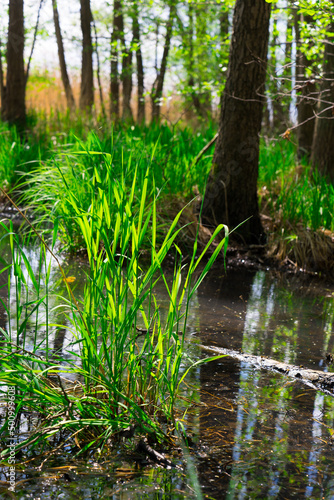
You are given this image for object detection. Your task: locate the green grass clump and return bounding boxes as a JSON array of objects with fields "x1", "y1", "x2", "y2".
[
  {"x1": 259, "y1": 138, "x2": 334, "y2": 232},
  {"x1": 18, "y1": 121, "x2": 216, "y2": 252},
  {"x1": 0, "y1": 148, "x2": 227, "y2": 458}
]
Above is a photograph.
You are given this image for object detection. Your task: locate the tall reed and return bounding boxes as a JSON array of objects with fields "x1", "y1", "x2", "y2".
[{"x1": 0, "y1": 148, "x2": 227, "y2": 458}]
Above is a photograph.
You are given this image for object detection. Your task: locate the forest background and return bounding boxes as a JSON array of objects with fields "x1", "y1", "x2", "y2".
[
  {"x1": 0, "y1": 0, "x2": 334, "y2": 267},
  {"x1": 0, "y1": 0, "x2": 334, "y2": 471}
]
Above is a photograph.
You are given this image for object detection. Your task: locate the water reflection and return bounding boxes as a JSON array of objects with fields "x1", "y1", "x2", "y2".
[
  {"x1": 1, "y1": 235, "x2": 334, "y2": 498},
  {"x1": 198, "y1": 267, "x2": 334, "y2": 499}
]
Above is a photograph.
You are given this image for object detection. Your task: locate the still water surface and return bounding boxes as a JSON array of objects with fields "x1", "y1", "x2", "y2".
[{"x1": 1, "y1": 246, "x2": 334, "y2": 499}]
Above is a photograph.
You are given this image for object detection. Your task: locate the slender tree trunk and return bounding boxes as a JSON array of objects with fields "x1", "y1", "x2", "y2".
[
  {"x1": 25, "y1": 0, "x2": 44, "y2": 86},
  {"x1": 92, "y1": 14, "x2": 106, "y2": 120},
  {"x1": 132, "y1": 1, "x2": 145, "y2": 123},
  {"x1": 110, "y1": 0, "x2": 123, "y2": 119},
  {"x1": 80, "y1": 0, "x2": 94, "y2": 111},
  {"x1": 110, "y1": 32, "x2": 119, "y2": 118},
  {"x1": 187, "y1": 3, "x2": 203, "y2": 117},
  {"x1": 194, "y1": 3, "x2": 211, "y2": 118},
  {"x1": 294, "y1": 11, "x2": 317, "y2": 159},
  {"x1": 52, "y1": 0, "x2": 75, "y2": 111},
  {"x1": 112, "y1": 0, "x2": 133, "y2": 121},
  {"x1": 4, "y1": 0, "x2": 26, "y2": 126},
  {"x1": 150, "y1": 1, "x2": 176, "y2": 122},
  {"x1": 269, "y1": 10, "x2": 285, "y2": 129},
  {"x1": 0, "y1": 38, "x2": 5, "y2": 115},
  {"x1": 219, "y1": 7, "x2": 229, "y2": 79},
  {"x1": 311, "y1": 21, "x2": 334, "y2": 180},
  {"x1": 121, "y1": 35, "x2": 133, "y2": 120},
  {"x1": 202, "y1": 0, "x2": 271, "y2": 244}
]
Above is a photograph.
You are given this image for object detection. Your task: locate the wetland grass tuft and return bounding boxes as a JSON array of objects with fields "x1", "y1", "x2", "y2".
[
  {"x1": 0, "y1": 147, "x2": 227, "y2": 459},
  {"x1": 259, "y1": 137, "x2": 334, "y2": 271}
]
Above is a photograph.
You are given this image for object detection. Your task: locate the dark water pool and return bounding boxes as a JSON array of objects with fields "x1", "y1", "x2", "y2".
[{"x1": 1, "y1": 260, "x2": 334, "y2": 499}]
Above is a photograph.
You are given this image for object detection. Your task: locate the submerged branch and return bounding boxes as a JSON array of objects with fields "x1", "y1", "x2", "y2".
[{"x1": 201, "y1": 344, "x2": 334, "y2": 395}]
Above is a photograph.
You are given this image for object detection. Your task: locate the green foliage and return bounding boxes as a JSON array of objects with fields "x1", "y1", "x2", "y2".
[
  {"x1": 0, "y1": 150, "x2": 227, "y2": 456},
  {"x1": 18, "y1": 119, "x2": 216, "y2": 251},
  {"x1": 172, "y1": 0, "x2": 231, "y2": 118},
  {"x1": 259, "y1": 138, "x2": 334, "y2": 232}
]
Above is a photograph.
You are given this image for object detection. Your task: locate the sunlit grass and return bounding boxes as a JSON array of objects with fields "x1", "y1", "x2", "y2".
[
  {"x1": 259, "y1": 137, "x2": 334, "y2": 270},
  {"x1": 0, "y1": 148, "x2": 227, "y2": 458},
  {"x1": 259, "y1": 137, "x2": 334, "y2": 232}
]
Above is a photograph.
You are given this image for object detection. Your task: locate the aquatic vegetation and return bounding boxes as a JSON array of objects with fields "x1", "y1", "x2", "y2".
[{"x1": 0, "y1": 150, "x2": 227, "y2": 458}]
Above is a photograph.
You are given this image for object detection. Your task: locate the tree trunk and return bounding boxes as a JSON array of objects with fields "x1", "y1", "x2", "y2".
[
  {"x1": 79, "y1": 0, "x2": 94, "y2": 111},
  {"x1": 52, "y1": 0, "x2": 75, "y2": 111},
  {"x1": 121, "y1": 48, "x2": 133, "y2": 120},
  {"x1": 3, "y1": 0, "x2": 26, "y2": 126},
  {"x1": 267, "y1": 7, "x2": 286, "y2": 130},
  {"x1": 311, "y1": 21, "x2": 334, "y2": 180},
  {"x1": 202, "y1": 0, "x2": 271, "y2": 244},
  {"x1": 110, "y1": 0, "x2": 123, "y2": 119},
  {"x1": 187, "y1": 3, "x2": 203, "y2": 117},
  {"x1": 150, "y1": 1, "x2": 176, "y2": 122},
  {"x1": 25, "y1": 0, "x2": 44, "y2": 86},
  {"x1": 0, "y1": 37, "x2": 6, "y2": 114},
  {"x1": 132, "y1": 1, "x2": 145, "y2": 123},
  {"x1": 294, "y1": 11, "x2": 316, "y2": 159},
  {"x1": 194, "y1": 3, "x2": 211, "y2": 118},
  {"x1": 110, "y1": 32, "x2": 119, "y2": 118},
  {"x1": 120, "y1": 25, "x2": 133, "y2": 121},
  {"x1": 92, "y1": 14, "x2": 106, "y2": 120}
]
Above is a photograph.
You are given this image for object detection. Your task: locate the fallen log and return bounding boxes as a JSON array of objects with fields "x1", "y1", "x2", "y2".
[{"x1": 200, "y1": 344, "x2": 334, "y2": 395}]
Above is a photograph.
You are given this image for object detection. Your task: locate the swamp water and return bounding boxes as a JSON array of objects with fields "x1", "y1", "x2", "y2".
[{"x1": 1, "y1": 243, "x2": 334, "y2": 499}]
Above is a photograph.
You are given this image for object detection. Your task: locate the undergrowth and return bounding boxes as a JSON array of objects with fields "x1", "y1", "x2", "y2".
[
  {"x1": 259, "y1": 137, "x2": 334, "y2": 271},
  {"x1": 0, "y1": 149, "x2": 228, "y2": 460}
]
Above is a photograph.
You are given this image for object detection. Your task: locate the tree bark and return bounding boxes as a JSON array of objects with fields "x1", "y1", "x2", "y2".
[
  {"x1": 150, "y1": 1, "x2": 176, "y2": 122},
  {"x1": 311, "y1": 21, "x2": 334, "y2": 180},
  {"x1": 110, "y1": 0, "x2": 123, "y2": 119},
  {"x1": 25, "y1": 0, "x2": 44, "y2": 86},
  {"x1": 79, "y1": 0, "x2": 94, "y2": 111},
  {"x1": 186, "y1": 3, "x2": 203, "y2": 117},
  {"x1": 202, "y1": 0, "x2": 271, "y2": 244},
  {"x1": 92, "y1": 14, "x2": 106, "y2": 120},
  {"x1": 0, "y1": 37, "x2": 5, "y2": 114},
  {"x1": 3, "y1": 0, "x2": 26, "y2": 126},
  {"x1": 294, "y1": 12, "x2": 316, "y2": 159},
  {"x1": 52, "y1": 0, "x2": 76, "y2": 111},
  {"x1": 132, "y1": 1, "x2": 145, "y2": 123},
  {"x1": 120, "y1": 31, "x2": 133, "y2": 120}
]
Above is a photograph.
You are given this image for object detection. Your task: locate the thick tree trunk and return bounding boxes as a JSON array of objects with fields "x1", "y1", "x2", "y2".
[
  {"x1": 52, "y1": 0, "x2": 75, "y2": 111},
  {"x1": 150, "y1": 1, "x2": 176, "y2": 122},
  {"x1": 202, "y1": 0, "x2": 271, "y2": 244},
  {"x1": 132, "y1": 1, "x2": 145, "y2": 123},
  {"x1": 311, "y1": 22, "x2": 334, "y2": 179},
  {"x1": 79, "y1": 0, "x2": 94, "y2": 111},
  {"x1": 294, "y1": 12, "x2": 316, "y2": 159},
  {"x1": 4, "y1": 0, "x2": 26, "y2": 126}
]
